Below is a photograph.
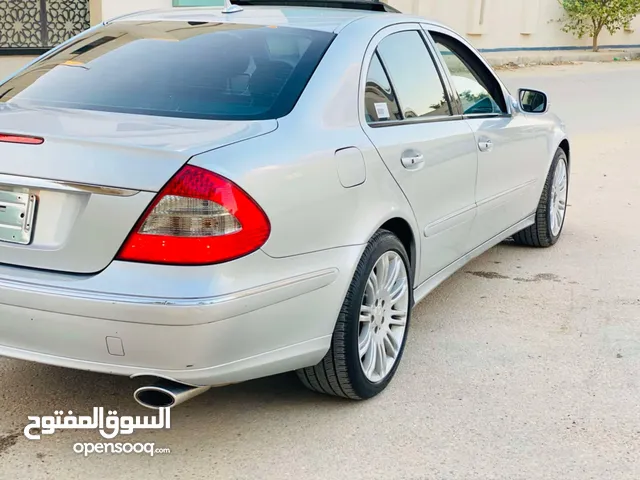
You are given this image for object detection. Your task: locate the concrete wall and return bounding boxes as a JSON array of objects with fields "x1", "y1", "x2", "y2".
[
  {"x1": 387, "y1": 0, "x2": 640, "y2": 50},
  {"x1": 93, "y1": 0, "x2": 224, "y2": 22},
  {"x1": 92, "y1": 0, "x2": 172, "y2": 23},
  {"x1": 91, "y1": 0, "x2": 640, "y2": 51}
]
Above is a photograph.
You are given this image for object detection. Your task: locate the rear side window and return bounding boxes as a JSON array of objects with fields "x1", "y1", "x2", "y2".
[
  {"x1": 364, "y1": 53, "x2": 401, "y2": 123},
  {"x1": 376, "y1": 31, "x2": 451, "y2": 120},
  {"x1": 0, "y1": 22, "x2": 335, "y2": 121}
]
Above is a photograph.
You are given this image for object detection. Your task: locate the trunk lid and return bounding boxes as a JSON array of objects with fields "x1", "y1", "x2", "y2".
[{"x1": 0, "y1": 104, "x2": 277, "y2": 273}]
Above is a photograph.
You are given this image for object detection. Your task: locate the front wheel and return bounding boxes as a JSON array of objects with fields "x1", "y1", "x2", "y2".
[
  {"x1": 297, "y1": 230, "x2": 412, "y2": 399},
  {"x1": 513, "y1": 147, "x2": 569, "y2": 247}
]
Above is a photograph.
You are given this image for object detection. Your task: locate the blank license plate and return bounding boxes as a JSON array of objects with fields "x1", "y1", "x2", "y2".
[{"x1": 0, "y1": 188, "x2": 37, "y2": 245}]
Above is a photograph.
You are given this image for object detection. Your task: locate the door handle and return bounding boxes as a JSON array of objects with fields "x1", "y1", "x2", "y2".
[
  {"x1": 478, "y1": 138, "x2": 493, "y2": 152},
  {"x1": 401, "y1": 153, "x2": 424, "y2": 169}
]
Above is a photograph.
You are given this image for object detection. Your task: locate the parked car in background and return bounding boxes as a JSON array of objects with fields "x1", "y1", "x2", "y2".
[{"x1": 0, "y1": 0, "x2": 569, "y2": 408}]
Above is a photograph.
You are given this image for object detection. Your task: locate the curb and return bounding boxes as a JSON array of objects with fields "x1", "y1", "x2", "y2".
[{"x1": 484, "y1": 50, "x2": 640, "y2": 68}]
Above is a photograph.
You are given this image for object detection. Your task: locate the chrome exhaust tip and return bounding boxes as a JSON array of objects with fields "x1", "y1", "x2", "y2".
[{"x1": 133, "y1": 377, "x2": 210, "y2": 410}]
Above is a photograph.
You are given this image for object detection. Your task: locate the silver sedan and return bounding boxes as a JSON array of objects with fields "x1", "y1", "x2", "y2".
[{"x1": 0, "y1": 1, "x2": 569, "y2": 408}]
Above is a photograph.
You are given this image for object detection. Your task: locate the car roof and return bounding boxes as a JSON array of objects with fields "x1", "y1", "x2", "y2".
[{"x1": 111, "y1": 5, "x2": 440, "y2": 34}]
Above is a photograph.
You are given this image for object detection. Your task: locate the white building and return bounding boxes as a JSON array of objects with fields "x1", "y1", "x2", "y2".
[{"x1": 1, "y1": 0, "x2": 639, "y2": 53}]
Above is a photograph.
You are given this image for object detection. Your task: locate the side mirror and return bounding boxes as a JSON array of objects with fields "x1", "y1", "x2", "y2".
[{"x1": 518, "y1": 88, "x2": 549, "y2": 114}]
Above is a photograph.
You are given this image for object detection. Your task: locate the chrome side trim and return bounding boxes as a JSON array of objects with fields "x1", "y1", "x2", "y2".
[
  {"x1": 368, "y1": 114, "x2": 464, "y2": 129},
  {"x1": 463, "y1": 113, "x2": 513, "y2": 120},
  {"x1": 476, "y1": 178, "x2": 537, "y2": 209},
  {"x1": 414, "y1": 214, "x2": 535, "y2": 304},
  {"x1": 423, "y1": 204, "x2": 476, "y2": 238},
  {"x1": 0, "y1": 173, "x2": 140, "y2": 197}
]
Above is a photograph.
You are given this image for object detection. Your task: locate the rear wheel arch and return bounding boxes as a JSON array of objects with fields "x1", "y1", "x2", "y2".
[
  {"x1": 378, "y1": 217, "x2": 418, "y2": 284},
  {"x1": 513, "y1": 146, "x2": 568, "y2": 247},
  {"x1": 558, "y1": 139, "x2": 570, "y2": 168},
  {"x1": 297, "y1": 229, "x2": 413, "y2": 399}
]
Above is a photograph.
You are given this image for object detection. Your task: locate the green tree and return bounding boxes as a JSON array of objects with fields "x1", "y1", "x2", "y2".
[{"x1": 558, "y1": 0, "x2": 640, "y2": 51}]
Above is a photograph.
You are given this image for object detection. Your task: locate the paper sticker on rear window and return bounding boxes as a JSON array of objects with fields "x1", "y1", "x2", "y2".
[{"x1": 374, "y1": 102, "x2": 390, "y2": 120}]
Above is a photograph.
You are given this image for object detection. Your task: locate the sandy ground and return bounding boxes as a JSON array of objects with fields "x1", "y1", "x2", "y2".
[{"x1": 0, "y1": 61, "x2": 639, "y2": 479}]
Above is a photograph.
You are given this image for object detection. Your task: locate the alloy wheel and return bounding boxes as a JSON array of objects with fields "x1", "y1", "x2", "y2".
[
  {"x1": 549, "y1": 157, "x2": 568, "y2": 237},
  {"x1": 358, "y1": 251, "x2": 409, "y2": 383}
]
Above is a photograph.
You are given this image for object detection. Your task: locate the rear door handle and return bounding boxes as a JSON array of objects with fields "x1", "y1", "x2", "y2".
[
  {"x1": 401, "y1": 152, "x2": 425, "y2": 169},
  {"x1": 478, "y1": 138, "x2": 493, "y2": 152}
]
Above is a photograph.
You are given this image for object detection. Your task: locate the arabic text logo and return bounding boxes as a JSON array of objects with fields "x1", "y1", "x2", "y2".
[{"x1": 24, "y1": 407, "x2": 171, "y2": 440}]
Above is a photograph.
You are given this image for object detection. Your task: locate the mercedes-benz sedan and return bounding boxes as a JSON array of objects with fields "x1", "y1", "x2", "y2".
[{"x1": 0, "y1": 0, "x2": 570, "y2": 408}]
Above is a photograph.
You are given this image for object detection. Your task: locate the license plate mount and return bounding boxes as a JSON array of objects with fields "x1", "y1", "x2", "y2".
[{"x1": 0, "y1": 188, "x2": 37, "y2": 245}]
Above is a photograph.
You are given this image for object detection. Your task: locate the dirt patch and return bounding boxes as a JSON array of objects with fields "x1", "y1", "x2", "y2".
[
  {"x1": 514, "y1": 273, "x2": 562, "y2": 283},
  {"x1": 469, "y1": 271, "x2": 565, "y2": 283},
  {"x1": 0, "y1": 432, "x2": 20, "y2": 457},
  {"x1": 467, "y1": 271, "x2": 510, "y2": 280}
]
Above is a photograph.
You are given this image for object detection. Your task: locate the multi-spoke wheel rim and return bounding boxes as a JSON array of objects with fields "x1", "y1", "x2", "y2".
[
  {"x1": 358, "y1": 251, "x2": 409, "y2": 383},
  {"x1": 549, "y1": 158, "x2": 568, "y2": 237}
]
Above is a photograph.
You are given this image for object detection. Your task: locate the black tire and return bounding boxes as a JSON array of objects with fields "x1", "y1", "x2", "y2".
[
  {"x1": 296, "y1": 230, "x2": 413, "y2": 400},
  {"x1": 513, "y1": 147, "x2": 569, "y2": 247}
]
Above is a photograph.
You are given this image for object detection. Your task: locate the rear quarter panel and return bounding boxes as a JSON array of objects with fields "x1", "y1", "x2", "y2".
[
  {"x1": 189, "y1": 20, "x2": 420, "y2": 261},
  {"x1": 189, "y1": 120, "x2": 417, "y2": 260}
]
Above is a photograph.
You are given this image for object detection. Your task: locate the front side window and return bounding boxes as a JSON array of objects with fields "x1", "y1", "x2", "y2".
[
  {"x1": 0, "y1": 22, "x2": 335, "y2": 121},
  {"x1": 431, "y1": 32, "x2": 506, "y2": 115},
  {"x1": 375, "y1": 31, "x2": 451, "y2": 120}
]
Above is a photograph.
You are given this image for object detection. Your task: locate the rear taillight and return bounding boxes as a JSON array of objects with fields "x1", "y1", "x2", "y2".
[
  {"x1": 0, "y1": 133, "x2": 44, "y2": 145},
  {"x1": 116, "y1": 165, "x2": 270, "y2": 265}
]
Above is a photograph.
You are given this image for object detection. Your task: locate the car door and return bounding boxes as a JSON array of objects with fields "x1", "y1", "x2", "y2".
[
  {"x1": 424, "y1": 26, "x2": 548, "y2": 246},
  {"x1": 360, "y1": 25, "x2": 479, "y2": 285}
]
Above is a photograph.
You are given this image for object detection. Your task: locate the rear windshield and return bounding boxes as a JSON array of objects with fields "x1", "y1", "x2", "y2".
[{"x1": 0, "y1": 21, "x2": 335, "y2": 121}]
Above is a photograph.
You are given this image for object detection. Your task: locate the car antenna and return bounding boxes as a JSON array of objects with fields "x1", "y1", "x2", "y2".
[{"x1": 222, "y1": 0, "x2": 243, "y2": 14}]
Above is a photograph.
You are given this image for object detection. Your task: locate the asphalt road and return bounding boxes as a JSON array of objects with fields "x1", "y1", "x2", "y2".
[{"x1": 1, "y1": 61, "x2": 639, "y2": 480}]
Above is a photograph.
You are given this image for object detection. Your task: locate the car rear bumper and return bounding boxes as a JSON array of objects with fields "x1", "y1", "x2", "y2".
[{"x1": 0, "y1": 247, "x2": 361, "y2": 385}]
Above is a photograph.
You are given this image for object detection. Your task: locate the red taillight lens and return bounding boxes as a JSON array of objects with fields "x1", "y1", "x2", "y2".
[
  {"x1": 0, "y1": 133, "x2": 44, "y2": 145},
  {"x1": 116, "y1": 165, "x2": 270, "y2": 265}
]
